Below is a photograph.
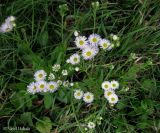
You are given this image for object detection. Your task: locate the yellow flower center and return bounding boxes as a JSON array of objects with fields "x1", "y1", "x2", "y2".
[
  {"x1": 104, "y1": 84, "x2": 108, "y2": 89},
  {"x1": 49, "y1": 85, "x2": 55, "y2": 90},
  {"x1": 40, "y1": 84, "x2": 44, "y2": 89},
  {"x1": 38, "y1": 74, "x2": 43, "y2": 78},
  {"x1": 77, "y1": 92, "x2": 81, "y2": 96},
  {"x1": 103, "y1": 43, "x2": 108, "y2": 48},
  {"x1": 73, "y1": 57, "x2": 78, "y2": 62},
  {"x1": 86, "y1": 51, "x2": 92, "y2": 57},
  {"x1": 112, "y1": 83, "x2": 116, "y2": 87},
  {"x1": 86, "y1": 95, "x2": 91, "y2": 99},
  {"x1": 79, "y1": 40, "x2": 84, "y2": 45},
  {"x1": 111, "y1": 97, "x2": 115, "y2": 101},
  {"x1": 107, "y1": 92, "x2": 112, "y2": 96},
  {"x1": 92, "y1": 37, "x2": 97, "y2": 43}
]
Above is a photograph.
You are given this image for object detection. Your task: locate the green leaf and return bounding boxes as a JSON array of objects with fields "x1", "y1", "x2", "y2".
[
  {"x1": 36, "y1": 117, "x2": 52, "y2": 133},
  {"x1": 25, "y1": 93, "x2": 33, "y2": 108},
  {"x1": 57, "y1": 89, "x2": 68, "y2": 104},
  {"x1": 10, "y1": 92, "x2": 25, "y2": 109},
  {"x1": 20, "y1": 112, "x2": 33, "y2": 126},
  {"x1": 38, "y1": 31, "x2": 48, "y2": 46},
  {"x1": 16, "y1": 83, "x2": 26, "y2": 91},
  {"x1": 44, "y1": 93, "x2": 53, "y2": 109}
]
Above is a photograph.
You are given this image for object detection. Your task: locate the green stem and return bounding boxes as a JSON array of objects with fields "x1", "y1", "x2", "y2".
[
  {"x1": 61, "y1": 15, "x2": 64, "y2": 43},
  {"x1": 93, "y1": 9, "x2": 97, "y2": 32}
]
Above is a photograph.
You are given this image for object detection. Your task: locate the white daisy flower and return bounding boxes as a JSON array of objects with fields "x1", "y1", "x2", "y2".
[
  {"x1": 74, "y1": 30, "x2": 79, "y2": 37},
  {"x1": 108, "y1": 94, "x2": 119, "y2": 104},
  {"x1": 57, "y1": 80, "x2": 62, "y2": 86},
  {"x1": 87, "y1": 122, "x2": 96, "y2": 129},
  {"x1": 69, "y1": 53, "x2": 80, "y2": 65},
  {"x1": 27, "y1": 82, "x2": 37, "y2": 94},
  {"x1": 113, "y1": 35, "x2": 119, "y2": 41},
  {"x1": 48, "y1": 73, "x2": 55, "y2": 80},
  {"x1": 0, "y1": 22, "x2": 13, "y2": 33},
  {"x1": 74, "y1": 89, "x2": 84, "y2": 100},
  {"x1": 36, "y1": 80, "x2": 47, "y2": 92},
  {"x1": 62, "y1": 69, "x2": 68, "y2": 76},
  {"x1": 47, "y1": 81, "x2": 58, "y2": 92},
  {"x1": 101, "y1": 81, "x2": 111, "y2": 91},
  {"x1": 63, "y1": 80, "x2": 69, "y2": 87},
  {"x1": 110, "y1": 80, "x2": 119, "y2": 90},
  {"x1": 83, "y1": 92, "x2": 94, "y2": 103},
  {"x1": 52, "y1": 64, "x2": 61, "y2": 72},
  {"x1": 88, "y1": 33, "x2": 101, "y2": 46},
  {"x1": 34, "y1": 70, "x2": 47, "y2": 81},
  {"x1": 104, "y1": 89, "x2": 115, "y2": 100},
  {"x1": 75, "y1": 67, "x2": 80, "y2": 72},
  {"x1": 0, "y1": 16, "x2": 16, "y2": 33},
  {"x1": 82, "y1": 46, "x2": 98, "y2": 60},
  {"x1": 99, "y1": 39, "x2": 112, "y2": 50},
  {"x1": 74, "y1": 36, "x2": 88, "y2": 49}
]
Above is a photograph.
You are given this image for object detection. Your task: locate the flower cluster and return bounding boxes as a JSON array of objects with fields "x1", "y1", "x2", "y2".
[
  {"x1": 74, "y1": 89, "x2": 94, "y2": 104},
  {"x1": 0, "y1": 16, "x2": 16, "y2": 33},
  {"x1": 101, "y1": 80, "x2": 119, "y2": 104},
  {"x1": 66, "y1": 32, "x2": 117, "y2": 64},
  {"x1": 27, "y1": 70, "x2": 58, "y2": 94}
]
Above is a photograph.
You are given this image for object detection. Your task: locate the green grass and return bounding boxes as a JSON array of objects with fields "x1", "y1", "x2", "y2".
[{"x1": 0, "y1": 0, "x2": 160, "y2": 133}]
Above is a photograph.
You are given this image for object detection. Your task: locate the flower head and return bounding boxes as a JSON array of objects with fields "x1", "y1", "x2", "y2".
[
  {"x1": 87, "y1": 122, "x2": 96, "y2": 129},
  {"x1": 52, "y1": 64, "x2": 61, "y2": 72},
  {"x1": 63, "y1": 80, "x2": 69, "y2": 87},
  {"x1": 74, "y1": 30, "x2": 79, "y2": 37},
  {"x1": 104, "y1": 89, "x2": 115, "y2": 100},
  {"x1": 0, "y1": 16, "x2": 16, "y2": 33},
  {"x1": 0, "y1": 22, "x2": 13, "y2": 33},
  {"x1": 101, "y1": 81, "x2": 111, "y2": 91},
  {"x1": 82, "y1": 46, "x2": 99, "y2": 60},
  {"x1": 27, "y1": 82, "x2": 37, "y2": 94},
  {"x1": 83, "y1": 92, "x2": 94, "y2": 103},
  {"x1": 74, "y1": 36, "x2": 88, "y2": 49},
  {"x1": 34, "y1": 70, "x2": 47, "y2": 81},
  {"x1": 75, "y1": 67, "x2": 80, "y2": 72},
  {"x1": 68, "y1": 53, "x2": 80, "y2": 65},
  {"x1": 48, "y1": 73, "x2": 55, "y2": 80},
  {"x1": 110, "y1": 80, "x2": 119, "y2": 90},
  {"x1": 88, "y1": 33, "x2": 101, "y2": 46},
  {"x1": 113, "y1": 35, "x2": 119, "y2": 41},
  {"x1": 62, "y1": 69, "x2": 68, "y2": 76},
  {"x1": 74, "y1": 89, "x2": 84, "y2": 100},
  {"x1": 47, "y1": 81, "x2": 58, "y2": 92},
  {"x1": 5, "y1": 16, "x2": 16, "y2": 22},
  {"x1": 57, "y1": 80, "x2": 62, "y2": 86},
  {"x1": 70, "y1": 82, "x2": 74, "y2": 86},
  {"x1": 36, "y1": 80, "x2": 47, "y2": 92},
  {"x1": 108, "y1": 94, "x2": 118, "y2": 104},
  {"x1": 99, "y1": 39, "x2": 111, "y2": 50}
]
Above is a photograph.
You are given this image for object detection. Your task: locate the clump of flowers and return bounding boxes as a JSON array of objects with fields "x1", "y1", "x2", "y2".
[
  {"x1": 74, "y1": 89, "x2": 94, "y2": 104},
  {"x1": 0, "y1": 16, "x2": 16, "y2": 33},
  {"x1": 26, "y1": 30, "x2": 122, "y2": 107},
  {"x1": 102, "y1": 80, "x2": 120, "y2": 104},
  {"x1": 67, "y1": 31, "x2": 119, "y2": 63},
  {"x1": 27, "y1": 69, "x2": 59, "y2": 94}
]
